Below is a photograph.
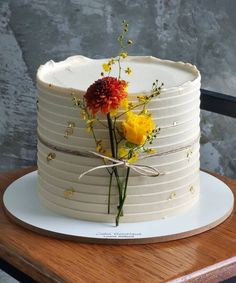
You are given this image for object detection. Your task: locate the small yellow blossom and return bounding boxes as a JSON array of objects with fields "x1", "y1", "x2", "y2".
[
  {"x1": 86, "y1": 125, "x2": 92, "y2": 132},
  {"x1": 122, "y1": 112, "x2": 155, "y2": 145},
  {"x1": 141, "y1": 108, "x2": 148, "y2": 115},
  {"x1": 110, "y1": 108, "x2": 118, "y2": 117},
  {"x1": 108, "y1": 58, "x2": 116, "y2": 65},
  {"x1": 102, "y1": 63, "x2": 111, "y2": 72},
  {"x1": 118, "y1": 147, "x2": 129, "y2": 159},
  {"x1": 119, "y1": 147, "x2": 139, "y2": 163},
  {"x1": 146, "y1": 148, "x2": 156, "y2": 154},
  {"x1": 104, "y1": 150, "x2": 112, "y2": 158},
  {"x1": 120, "y1": 52, "x2": 128, "y2": 59},
  {"x1": 86, "y1": 119, "x2": 95, "y2": 126},
  {"x1": 128, "y1": 152, "x2": 139, "y2": 163},
  {"x1": 125, "y1": 67, "x2": 132, "y2": 75},
  {"x1": 137, "y1": 95, "x2": 148, "y2": 102},
  {"x1": 96, "y1": 144, "x2": 102, "y2": 153},
  {"x1": 96, "y1": 140, "x2": 107, "y2": 154},
  {"x1": 96, "y1": 140, "x2": 104, "y2": 153},
  {"x1": 128, "y1": 102, "x2": 134, "y2": 109},
  {"x1": 81, "y1": 110, "x2": 86, "y2": 120},
  {"x1": 72, "y1": 96, "x2": 81, "y2": 106},
  {"x1": 86, "y1": 119, "x2": 95, "y2": 133}
]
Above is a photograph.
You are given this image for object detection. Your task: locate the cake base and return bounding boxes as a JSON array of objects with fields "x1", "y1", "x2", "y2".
[{"x1": 3, "y1": 171, "x2": 234, "y2": 244}]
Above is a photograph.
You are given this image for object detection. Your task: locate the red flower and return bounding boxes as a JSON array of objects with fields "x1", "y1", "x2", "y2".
[{"x1": 84, "y1": 77, "x2": 128, "y2": 115}]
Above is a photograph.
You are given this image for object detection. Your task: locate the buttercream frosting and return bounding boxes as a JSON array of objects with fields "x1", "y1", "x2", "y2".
[{"x1": 36, "y1": 55, "x2": 201, "y2": 223}]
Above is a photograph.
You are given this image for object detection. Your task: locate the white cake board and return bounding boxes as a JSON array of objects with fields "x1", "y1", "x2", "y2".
[{"x1": 3, "y1": 171, "x2": 234, "y2": 244}]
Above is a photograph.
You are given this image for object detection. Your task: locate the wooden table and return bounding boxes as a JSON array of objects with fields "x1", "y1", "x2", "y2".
[{"x1": 0, "y1": 167, "x2": 235, "y2": 283}]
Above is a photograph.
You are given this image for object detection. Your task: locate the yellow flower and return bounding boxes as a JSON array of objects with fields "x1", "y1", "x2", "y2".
[
  {"x1": 146, "y1": 148, "x2": 156, "y2": 154},
  {"x1": 104, "y1": 150, "x2": 112, "y2": 158},
  {"x1": 118, "y1": 147, "x2": 129, "y2": 159},
  {"x1": 96, "y1": 140, "x2": 104, "y2": 153},
  {"x1": 110, "y1": 108, "x2": 118, "y2": 117},
  {"x1": 128, "y1": 102, "x2": 134, "y2": 109},
  {"x1": 81, "y1": 110, "x2": 86, "y2": 120},
  {"x1": 96, "y1": 144, "x2": 102, "y2": 152},
  {"x1": 122, "y1": 112, "x2": 155, "y2": 145},
  {"x1": 108, "y1": 58, "x2": 115, "y2": 65},
  {"x1": 86, "y1": 125, "x2": 92, "y2": 132},
  {"x1": 86, "y1": 119, "x2": 95, "y2": 132},
  {"x1": 120, "y1": 52, "x2": 128, "y2": 59},
  {"x1": 102, "y1": 63, "x2": 111, "y2": 72},
  {"x1": 120, "y1": 98, "x2": 129, "y2": 111},
  {"x1": 128, "y1": 152, "x2": 139, "y2": 163},
  {"x1": 142, "y1": 108, "x2": 148, "y2": 114},
  {"x1": 137, "y1": 95, "x2": 148, "y2": 102},
  {"x1": 118, "y1": 147, "x2": 138, "y2": 163},
  {"x1": 72, "y1": 96, "x2": 81, "y2": 106},
  {"x1": 125, "y1": 67, "x2": 132, "y2": 75}
]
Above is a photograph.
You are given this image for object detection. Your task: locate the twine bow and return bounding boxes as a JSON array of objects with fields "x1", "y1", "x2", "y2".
[{"x1": 78, "y1": 151, "x2": 164, "y2": 179}]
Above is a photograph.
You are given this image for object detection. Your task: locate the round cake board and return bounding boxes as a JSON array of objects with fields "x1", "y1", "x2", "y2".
[{"x1": 3, "y1": 171, "x2": 234, "y2": 244}]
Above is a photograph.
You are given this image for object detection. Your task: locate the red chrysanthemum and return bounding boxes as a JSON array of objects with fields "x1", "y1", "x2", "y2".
[{"x1": 84, "y1": 77, "x2": 128, "y2": 115}]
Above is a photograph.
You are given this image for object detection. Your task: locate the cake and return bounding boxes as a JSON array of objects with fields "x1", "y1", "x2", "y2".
[{"x1": 36, "y1": 55, "x2": 201, "y2": 224}]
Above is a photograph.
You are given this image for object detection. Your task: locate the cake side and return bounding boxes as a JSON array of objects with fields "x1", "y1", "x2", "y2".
[{"x1": 36, "y1": 55, "x2": 200, "y2": 223}]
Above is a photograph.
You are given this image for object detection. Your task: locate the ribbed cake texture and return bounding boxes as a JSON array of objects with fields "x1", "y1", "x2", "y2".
[{"x1": 36, "y1": 56, "x2": 201, "y2": 223}]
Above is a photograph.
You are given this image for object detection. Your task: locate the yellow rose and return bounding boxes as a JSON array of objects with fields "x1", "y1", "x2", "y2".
[{"x1": 122, "y1": 112, "x2": 155, "y2": 145}]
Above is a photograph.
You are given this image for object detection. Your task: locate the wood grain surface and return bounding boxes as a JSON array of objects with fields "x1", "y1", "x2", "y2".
[{"x1": 0, "y1": 167, "x2": 236, "y2": 283}]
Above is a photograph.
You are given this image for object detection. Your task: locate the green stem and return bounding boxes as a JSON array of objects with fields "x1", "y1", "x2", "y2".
[
  {"x1": 107, "y1": 113, "x2": 116, "y2": 157},
  {"x1": 118, "y1": 57, "x2": 121, "y2": 79},
  {"x1": 116, "y1": 166, "x2": 130, "y2": 226},
  {"x1": 108, "y1": 171, "x2": 113, "y2": 214},
  {"x1": 96, "y1": 118, "x2": 108, "y2": 128},
  {"x1": 115, "y1": 101, "x2": 148, "y2": 119},
  {"x1": 113, "y1": 118, "x2": 119, "y2": 155},
  {"x1": 83, "y1": 106, "x2": 111, "y2": 175},
  {"x1": 106, "y1": 113, "x2": 123, "y2": 207}
]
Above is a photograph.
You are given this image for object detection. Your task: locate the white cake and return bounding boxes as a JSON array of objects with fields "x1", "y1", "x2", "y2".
[{"x1": 36, "y1": 55, "x2": 201, "y2": 223}]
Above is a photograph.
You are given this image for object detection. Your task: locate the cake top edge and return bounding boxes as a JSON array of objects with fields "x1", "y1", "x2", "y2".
[{"x1": 37, "y1": 55, "x2": 201, "y2": 94}]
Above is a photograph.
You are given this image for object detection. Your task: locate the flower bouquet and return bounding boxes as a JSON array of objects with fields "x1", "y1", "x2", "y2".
[{"x1": 72, "y1": 21, "x2": 163, "y2": 225}]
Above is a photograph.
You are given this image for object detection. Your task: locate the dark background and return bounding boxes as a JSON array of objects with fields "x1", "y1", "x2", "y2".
[{"x1": 0, "y1": 0, "x2": 236, "y2": 177}]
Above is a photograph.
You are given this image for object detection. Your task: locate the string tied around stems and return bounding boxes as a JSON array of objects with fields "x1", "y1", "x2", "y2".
[{"x1": 78, "y1": 151, "x2": 165, "y2": 179}]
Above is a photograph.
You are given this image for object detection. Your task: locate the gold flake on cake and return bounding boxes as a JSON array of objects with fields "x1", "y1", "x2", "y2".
[
  {"x1": 71, "y1": 95, "x2": 81, "y2": 107},
  {"x1": 64, "y1": 188, "x2": 75, "y2": 199},
  {"x1": 189, "y1": 186, "x2": 195, "y2": 194},
  {"x1": 64, "y1": 121, "x2": 75, "y2": 138},
  {"x1": 46, "y1": 152, "x2": 56, "y2": 162},
  {"x1": 168, "y1": 192, "x2": 176, "y2": 200},
  {"x1": 187, "y1": 148, "x2": 193, "y2": 161}
]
